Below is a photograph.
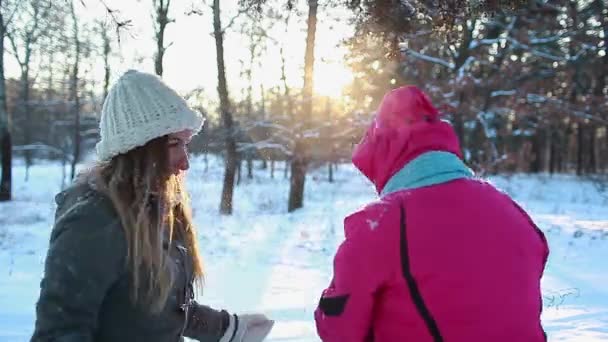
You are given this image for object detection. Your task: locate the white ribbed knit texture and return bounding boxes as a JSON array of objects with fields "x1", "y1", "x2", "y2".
[{"x1": 96, "y1": 70, "x2": 204, "y2": 161}]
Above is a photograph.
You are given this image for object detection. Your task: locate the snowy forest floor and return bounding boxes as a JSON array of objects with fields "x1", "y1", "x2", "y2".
[{"x1": 1, "y1": 155, "x2": 607, "y2": 341}]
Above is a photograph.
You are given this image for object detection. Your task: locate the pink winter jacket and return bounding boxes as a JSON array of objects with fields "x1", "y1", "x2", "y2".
[{"x1": 314, "y1": 86, "x2": 549, "y2": 342}]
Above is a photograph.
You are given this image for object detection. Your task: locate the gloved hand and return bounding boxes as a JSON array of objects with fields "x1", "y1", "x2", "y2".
[{"x1": 219, "y1": 313, "x2": 274, "y2": 342}]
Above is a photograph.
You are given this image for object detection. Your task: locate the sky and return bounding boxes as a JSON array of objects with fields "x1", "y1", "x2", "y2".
[{"x1": 5, "y1": 0, "x2": 356, "y2": 108}]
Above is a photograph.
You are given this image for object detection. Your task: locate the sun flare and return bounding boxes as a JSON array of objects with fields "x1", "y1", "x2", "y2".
[{"x1": 312, "y1": 61, "x2": 354, "y2": 98}]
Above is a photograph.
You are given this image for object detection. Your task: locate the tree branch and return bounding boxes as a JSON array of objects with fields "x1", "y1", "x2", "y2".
[
  {"x1": 237, "y1": 140, "x2": 293, "y2": 155},
  {"x1": 470, "y1": 35, "x2": 571, "y2": 62},
  {"x1": 400, "y1": 46, "x2": 455, "y2": 69},
  {"x1": 185, "y1": 3, "x2": 205, "y2": 16},
  {"x1": 5, "y1": 28, "x2": 24, "y2": 67},
  {"x1": 529, "y1": 32, "x2": 575, "y2": 45},
  {"x1": 166, "y1": 41, "x2": 174, "y2": 50},
  {"x1": 243, "y1": 11, "x2": 278, "y2": 44},
  {"x1": 490, "y1": 89, "x2": 517, "y2": 97},
  {"x1": 525, "y1": 93, "x2": 608, "y2": 124},
  {"x1": 221, "y1": 6, "x2": 250, "y2": 34},
  {"x1": 97, "y1": 0, "x2": 132, "y2": 40},
  {"x1": 13, "y1": 142, "x2": 70, "y2": 159},
  {"x1": 3, "y1": 0, "x2": 24, "y2": 29}
]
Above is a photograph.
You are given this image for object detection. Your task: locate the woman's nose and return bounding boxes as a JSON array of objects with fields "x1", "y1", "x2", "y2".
[{"x1": 179, "y1": 155, "x2": 190, "y2": 171}]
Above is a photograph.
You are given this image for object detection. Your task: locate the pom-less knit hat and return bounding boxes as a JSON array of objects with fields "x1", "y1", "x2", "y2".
[{"x1": 96, "y1": 69, "x2": 204, "y2": 161}]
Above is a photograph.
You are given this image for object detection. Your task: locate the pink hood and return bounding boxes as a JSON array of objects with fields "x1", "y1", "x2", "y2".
[{"x1": 352, "y1": 86, "x2": 462, "y2": 193}]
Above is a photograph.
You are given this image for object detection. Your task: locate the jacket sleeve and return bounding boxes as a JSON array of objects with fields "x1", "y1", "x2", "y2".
[
  {"x1": 314, "y1": 208, "x2": 388, "y2": 342},
  {"x1": 184, "y1": 301, "x2": 230, "y2": 342},
  {"x1": 31, "y1": 200, "x2": 126, "y2": 342},
  {"x1": 510, "y1": 199, "x2": 550, "y2": 268}
]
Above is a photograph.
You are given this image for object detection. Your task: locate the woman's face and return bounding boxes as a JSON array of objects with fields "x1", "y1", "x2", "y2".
[{"x1": 167, "y1": 129, "x2": 193, "y2": 176}]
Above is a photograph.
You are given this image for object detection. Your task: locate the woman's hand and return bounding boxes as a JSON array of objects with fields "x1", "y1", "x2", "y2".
[{"x1": 219, "y1": 313, "x2": 274, "y2": 342}]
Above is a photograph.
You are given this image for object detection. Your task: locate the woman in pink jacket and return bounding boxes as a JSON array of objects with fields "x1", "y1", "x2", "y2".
[{"x1": 315, "y1": 86, "x2": 549, "y2": 342}]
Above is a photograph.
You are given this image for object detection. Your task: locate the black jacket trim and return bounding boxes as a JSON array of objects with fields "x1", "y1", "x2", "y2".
[
  {"x1": 399, "y1": 204, "x2": 443, "y2": 342},
  {"x1": 318, "y1": 294, "x2": 350, "y2": 316}
]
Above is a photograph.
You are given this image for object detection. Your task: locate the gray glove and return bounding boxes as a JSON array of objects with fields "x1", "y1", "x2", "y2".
[{"x1": 219, "y1": 313, "x2": 274, "y2": 342}]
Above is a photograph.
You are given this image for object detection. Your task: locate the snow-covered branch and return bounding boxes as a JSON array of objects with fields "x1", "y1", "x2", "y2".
[
  {"x1": 399, "y1": 45, "x2": 455, "y2": 69},
  {"x1": 491, "y1": 90, "x2": 517, "y2": 97},
  {"x1": 240, "y1": 120, "x2": 292, "y2": 134},
  {"x1": 456, "y1": 56, "x2": 475, "y2": 81},
  {"x1": 525, "y1": 94, "x2": 608, "y2": 124},
  {"x1": 13, "y1": 143, "x2": 70, "y2": 158},
  {"x1": 471, "y1": 35, "x2": 574, "y2": 62},
  {"x1": 468, "y1": 37, "x2": 500, "y2": 50},
  {"x1": 529, "y1": 32, "x2": 573, "y2": 45},
  {"x1": 236, "y1": 140, "x2": 292, "y2": 155}
]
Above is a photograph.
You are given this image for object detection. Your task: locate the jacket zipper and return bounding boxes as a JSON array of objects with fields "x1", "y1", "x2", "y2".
[{"x1": 176, "y1": 244, "x2": 194, "y2": 340}]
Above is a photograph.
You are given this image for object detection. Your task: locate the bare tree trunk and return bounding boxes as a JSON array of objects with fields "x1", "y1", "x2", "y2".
[
  {"x1": 17, "y1": 45, "x2": 34, "y2": 181},
  {"x1": 0, "y1": 2, "x2": 12, "y2": 201},
  {"x1": 69, "y1": 1, "x2": 81, "y2": 180},
  {"x1": 204, "y1": 150, "x2": 208, "y2": 173},
  {"x1": 594, "y1": 3, "x2": 606, "y2": 174},
  {"x1": 236, "y1": 158, "x2": 242, "y2": 185},
  {"x1": 279, "y1": 46, "x2": 293, "y2": 114},
  {"x1": 577, "y1": 123, "x2": 584, "y2": 176},
  {"x1": 279, "y1": 13, "x2": 294, "y2": 115},
  {"x1": 589, "y1": 126, "x2": 597, "y2": 174},
  {"x1": 470, "y1": 120, "x2": 485, "y2": 169},
  {"x1": 569, "y1": 1, "x2": 584, "y2": 176},
  {"x1": 7, "y1": 1, "x2": 44, "y2": 182},
  {"x1": 288, "y1": 144, "x2": 306, "y2": 211},
  {"x1": 246, "y1": 32, "x2": 254, "y2": 179},
  {"x1": 0, "y1": 129, "x2": 9, "y2": 201},
  {"x1": 270, "y1": 159, "x2": 274, "y2": 179},
  {"x1": 325, "y1": 97, "x2": 333, "y2": 183},
  {"x1": 101, "y1": 22, "x2": 111, "y2": 102},
  {"x1": 260, "y1": 83, "x2": 267, "y2": 170},
  {"x1": 21, "y1": 70, "x2": 32, "y2": 181},
  {"x1": 214, "y1": 0, "x2": 237, "y2": 215},
  {"x1": 245, "y1": 84, "x2": 253, "y2": 180},
  {"x1": 453, "y1": 91, "x2": 468, "y2": 155},
  {"x1": 531, "y1": 127, "x2": 543, "y2": 173},
  {"x1": 46, "y1": 34, "x2": 54, "y2": 101},
  {"x1": 153, "y1": 0, "x2": 172, "y2": 77},
  {"x1": 247, "y1": 156, "x2": 253, "y2": 178},
  {"x1": 549, "y1": 130, "x2": 557, "y2": 174},
  {"x1": 278, "y1": 17, "x2": 292, "y2": 185},
  {"x1": 288, "y1": 0, "x2": 317, "y2": 212},
  {"x1": 557, "y1": 129, "x2": 565, "y2": 173},
  {"x1": 61, "y1": 154, "x2": 66, "y2": 189},
  {"x1": 544, "y1": 125, "x2": 552, "y2": 172}
]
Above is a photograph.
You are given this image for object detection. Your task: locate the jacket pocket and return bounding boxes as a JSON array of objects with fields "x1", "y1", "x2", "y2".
[{"x1": 318, "y1": 295, "x2": 350, "y2": 316}]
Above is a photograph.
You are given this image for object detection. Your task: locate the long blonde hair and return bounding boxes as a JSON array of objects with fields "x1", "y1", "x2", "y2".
[{"x1": 89, "y1": 135, "x2": 203, "y2": 312}]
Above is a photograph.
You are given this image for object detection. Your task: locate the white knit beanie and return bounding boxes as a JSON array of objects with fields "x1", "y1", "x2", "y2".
[{"x1": 96, "y1": 70, "x2": 204, "y2": 161}]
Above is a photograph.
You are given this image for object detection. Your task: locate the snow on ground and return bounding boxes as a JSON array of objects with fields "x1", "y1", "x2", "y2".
[{"x1": 0, "y1": 155, "x2": 607, "y2": 341}]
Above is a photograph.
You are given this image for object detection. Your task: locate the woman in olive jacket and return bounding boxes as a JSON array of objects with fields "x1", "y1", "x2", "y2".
[{"x1": 31, "y1": 70, "x2": 274, "y2": 342}]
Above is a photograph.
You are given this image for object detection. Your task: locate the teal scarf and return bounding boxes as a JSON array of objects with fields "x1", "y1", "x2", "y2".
[{"x1": 381, "y1": 151, "x2": 474, "y2": 197}]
